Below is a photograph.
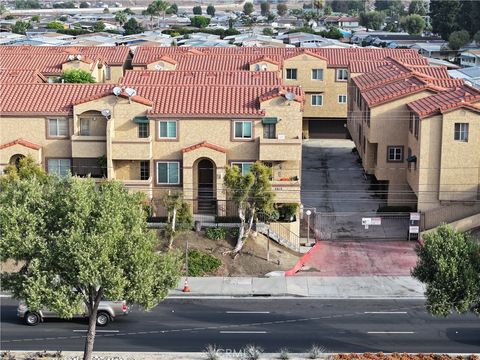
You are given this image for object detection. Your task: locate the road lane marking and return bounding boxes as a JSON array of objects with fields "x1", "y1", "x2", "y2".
[
  {"x1": 364, "y1": 312, "x2": 407, "y2": 314},
  {"x1": 367, "y1": 331, "x2": 415, "y2": 334},
  {"x1": 73, "y1": 330, "x2": 119, "y2": 333},
  {"x1": 226, "y1": 311, "x2": 270, "y2": 314},
  {"x1": 219, "y1": 331, "x2": 268, "y2": 334}
]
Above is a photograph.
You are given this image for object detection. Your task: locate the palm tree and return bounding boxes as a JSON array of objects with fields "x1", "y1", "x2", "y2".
[
  {"x1": 313, "y1": 0, "x2": 324, "y2": 16},
  {"x1": 115, "y1": 11, "x2": 128, "y2": 26},
  {"x1": 146, "y1": 0, "x2": 170, "y2": 28}
]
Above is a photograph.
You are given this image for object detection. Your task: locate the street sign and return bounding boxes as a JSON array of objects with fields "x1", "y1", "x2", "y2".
[
  {"x1": 410, "y1": 212, "x2": 421, "y2": 221},
  {"x1": 409, "y1": 226, "x2": 420, "y2": 234}
]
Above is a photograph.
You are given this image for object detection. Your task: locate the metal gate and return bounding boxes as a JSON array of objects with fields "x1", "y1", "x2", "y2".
[{"x1": 314, "y1": 212, "x2": 413, "y2": 241}]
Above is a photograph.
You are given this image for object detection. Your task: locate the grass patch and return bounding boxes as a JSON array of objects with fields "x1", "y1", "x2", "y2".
[{"x1": 186, "y1": 249, "x2": 221, "y2": 276}]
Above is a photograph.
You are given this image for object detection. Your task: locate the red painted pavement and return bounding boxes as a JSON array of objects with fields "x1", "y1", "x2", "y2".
[{"x1": 288, "y1": 241, "x2": 419, "y2": 276}]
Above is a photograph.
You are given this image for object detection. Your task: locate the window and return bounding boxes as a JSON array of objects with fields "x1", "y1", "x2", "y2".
[
  {"x1": 47, "y1": 159, "x2": 71, "y2": 176},
  {"x1": 336, "y1": 68, "x2": 348, "y2": 81},
  {"x1": 138, "y1": 123, "x2": 149, "y2": 138},
  {"x1": 105, "y1": 65, "x2": 111, "y2": 80},
  {"x1": 263, "y1": 123, "x2": 276, "y2": 139},
  {"x1": 409, "y1": 113, "x2": 414, "y2": 133},
  {"x1": 234, "y1": 121, "x2": 252, "y2": 139},
  {"x1": 232, "y1": 162, "x2": 253, "y2": 176},
  {"x1": 414, "y1": 115, "x2": 419, "y2": 139},
  {"x1": 454, "y1": 123, "x2": 469, "y2": 142},
  {"x1": 387, "y1": 146, "x2": 403, "y2": 162},
  {"x1": 158, "y1": 121, "x2": 177, "y2": 139},
  {"x1": 311, "y1": 94, "x2": 323, "y2": 106},
  {"x1": 48, "y1": 118, "x2": 68, "y2": 137},
  {"x1": 156, "y1": 161, "x2": 179, "y2": 185},
  {"x1": 311, "y1": 69, "x2": 324, "y2": 80},
  {"x1": 140, "y1": 160, "x2": 150, "y2": 180},
  {"x1": 286, "y1": 68, "x2": 297, "y2": 80},
  {"x1": 79, "y1": 118, "x2": 90, "y2": 136},
  {"x1": 338, "y1": 95, "x2": 347, "y2": 104}
]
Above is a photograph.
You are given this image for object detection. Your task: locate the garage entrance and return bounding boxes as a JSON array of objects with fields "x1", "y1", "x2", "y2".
[{"x1": 308, "y1": 118, "x2": 347, "y2": 139}]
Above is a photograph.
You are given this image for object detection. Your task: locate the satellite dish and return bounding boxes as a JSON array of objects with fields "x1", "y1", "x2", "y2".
[
  {"x1": 68, "y1": 54, "x2": 75, "y2": 61},
  {"x1": 112, "y1": 86, "x2": 122, "y2": 96},
  {"x1": 155, "y1": 63, "x2": 163, "y2": 70},
  {"x1": 124, "y1": 87, "x2": 137, "y2": 98},
  {"x1": 285, "y1": 91, "x2": 296, "y2": 101},
  {"x1": 101, "y1": 109, "x2": 111, "y2": 118}
]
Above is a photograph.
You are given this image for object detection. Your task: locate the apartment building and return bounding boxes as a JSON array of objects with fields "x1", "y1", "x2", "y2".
[
  {"x1": 347, "y1": 58, "x2": 480, "y2": 227},
  {"x1": 0, "y1": 46, "x2": 131, "y2": 83},
  {"x1": 131, "y1": 46, "x2": 422, "y2": 139}
]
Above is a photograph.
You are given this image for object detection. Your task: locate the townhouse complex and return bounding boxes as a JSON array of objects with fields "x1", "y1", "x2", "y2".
[{"x1": 0, "y1": 45, "x2": 478, "y2": 229}]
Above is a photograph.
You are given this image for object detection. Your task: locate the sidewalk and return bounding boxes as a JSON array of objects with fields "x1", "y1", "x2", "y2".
[{"x1": 170, "y1": 276, "x2": 425, "y2": 299}]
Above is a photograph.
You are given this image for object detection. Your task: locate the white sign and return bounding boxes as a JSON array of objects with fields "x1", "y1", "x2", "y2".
[
  {"x1": 409, "y1": 226, "x2": 420, "y2": 234},
  {"x1": 371, "y1": 217, "x2": 382, "y2": 226},
  {"x1": 362, "y1": 218, "x2": 371, "y2": 226},
  {"x1": 410, "y1": 212, "x2": 421, "y2": 221},
  {"x1": 362, "y1": 217, "x2": 381, "y2": 226}
]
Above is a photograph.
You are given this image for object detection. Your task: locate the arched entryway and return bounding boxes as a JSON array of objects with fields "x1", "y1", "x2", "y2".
[
  {"x1": 9, "y1": 154, "x2": 25, "y2": 169},
  {"x1": 197, "y1": 158, "x2": 216, "y2": 214}
]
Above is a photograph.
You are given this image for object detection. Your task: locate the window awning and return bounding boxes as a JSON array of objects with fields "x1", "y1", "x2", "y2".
[
  {"x1": 262, "y1": 117, "x2": 278, "y2": 125},
  {"x1": 133, "y1": 116, "x2": 149, "y2": 124}
]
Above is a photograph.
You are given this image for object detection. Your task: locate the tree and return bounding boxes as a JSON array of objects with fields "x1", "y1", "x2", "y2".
[
  {"x1": 277, "y1": 3, "x2": 287, "y2": 16},
  {"x1": 448, "y1": 30, "x2": 471, "y2": 50},
  {"x1": 115, "y1": 11, "x2": 128, "y2": 25},
  {"x1": 324, "y1": 4, "x2": 332, "y2": 15},
  {"x1": 1, "y1": 156, "x2": 47, "y2": 184},
  {"x1": 193, "y1": 5, "x2": 202, "y2": 15},
  {"x1": 15, "y1": 0, "x2": 41, "y2": 9},
  {"x1": 12, "y1": 20, "x2": 30, "y2": 34},
  {"x1": 260, "y1": 1, "x2": 269, "y2": 16},
  {"x1": 313, "y1": 0, "x2": 324, "y2": 15},
  {"x1": 60, "y1": 69, "x2": 96, "y2": 83},
  {"x1": 163, "y1": 192, "x2": 193, "y2": 249},
  {"x1": 359, "y1": 11, "x2": 385, "y2": 31},
  {"x1": 93, "y1": 20, "x2": 105, "y2": 32},
  {"x1": 46, "y1": 20, "x2": 64, "y2": 30},
  {"x1": 58, "y1": 15, "x2": 68, "y2": 21},
  {"x1": 0, "y1": 174, "x2": 182, "y2": 360},
  {"x1": 123, "y1": 17, "x2": 144, "y2": 35},
  {"x1": 475, "y1": 31, "x2": 480, "y2": 45},
  {"x1": 31, "y1": 15, "x2": 40, "y2": 22},
  {"x1": 0, "y1": 3, "x2": 6, "y2": 15},
  {"x1": 223, "y1": 162, "x2": 275, "y2": 255},
  {"x1": 206, "y1": 4, "x2": 215, "y2": 17},
  {"x1": 412, "y1": 225, "x2": 480, "y2": 317},
  {"x1": 408, "y1": 0, "x2": 428, "y2": 16},
  {"x1": 190, "y1": 15, "x2": 210, "y2": 28},
  {"x1": 103, "y1": 7, "x2": 109, "y2": 13},
  {"x1": 123, "y1": 7, "x2": 135, "y2": 15},
  {"x1": 166, "y1": 3, "x2": 177, "y2": 14},
  {"x1": 53, "y1": 1, "x2": 75, "y2": 8},
  {"x1": 79, "y1": 1, "x2": 89, "y2": 8},
  {"x1": 263, "y1": 27, "x2": 273, "y2": 36},
  {"x1": 430, "y1": 0, "x2": 461, "y2": 40},
  {"x1": 146, "y1": 0, "x2": 170, "y2": 27},
  {"x1": 243, "y1": 1, "x2": 254, "y2": 15},
  {"x1": 403, "y1": 14, "x2": 425, "y2": 35}
]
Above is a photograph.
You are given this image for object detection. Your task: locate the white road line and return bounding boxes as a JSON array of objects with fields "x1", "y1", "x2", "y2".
[
  {"x1": 219, "y1": 331, "x2": 268, "y2": 334},
  {"x1": 364, "y1": 311, "x2": 408, "y2": 314},
  {"x1": 226, "y1": 311, "x2": 270, "y2": 314},
  {"x1": 367, "y1": 331, "x2": 415, "y2": 334},
  {"x1": 73, "y1": 330, "x2": 119, "y2": 333},
  {"x1": 0, "y1": 294, "x2": 12, "y2": 298}
]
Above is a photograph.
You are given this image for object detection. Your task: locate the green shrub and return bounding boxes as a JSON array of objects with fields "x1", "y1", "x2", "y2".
[
  {"x1": 186, "y1": 249, "x2": 221, "y2": 276},
  {"x1": 229, "y1": 227, "x2": 239, "y2": 239},
  {"x1": 205, "y1": 227, "x2": 227, "y2": 240},
  {"x1": 176, "y1": 202, "x2": 194, "y2": 231}
]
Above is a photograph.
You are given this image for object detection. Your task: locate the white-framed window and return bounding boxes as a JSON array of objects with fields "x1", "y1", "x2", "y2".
[
  {"x1": 311, "y1": 69, "x2": 324, "y2": 80},
  {"x1": 336, "y1": 68, "x2": 348, "y2": 81},
  {"x1": 234, "y1": 121, "x2": 252, "y2": 139},
  {"x1": 158, "y1": 121, "x2": 177, "y2": 139},
  {"x1": 285, "y1": 68, "x2": 297, "y2": 80},
  {"x1": 47, "y1": 159, "x2": 71, "y2": 176},
  {"x1": 48, "y1": 118, "x2": 68, "y2": 137},
  {"x1": 338, "y1": 95, "x2": 347, "y2": 104},
  {"x1": 231, "y1": 162, "x2": 253, "y2": 176},
  {"x1": 454, "y1": 123, "x2": 469, "y2": 142},
  {"x1": 387, "y1": 146, "x2": 403, "y2": 162},
  {"x1": 311, "y1": 94, "x2": 323, "y2": 106},
  {"x1": 156, "y1": 161, "x2": 180, "y2": 184}
]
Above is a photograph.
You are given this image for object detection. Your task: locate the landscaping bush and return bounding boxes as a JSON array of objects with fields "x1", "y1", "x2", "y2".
[
  {"x1": 205, "y1": 227, "x2": 227, "y2": 240},
  {"x1": 186, "y1": 249, "x2": 221, "y2": 276}
]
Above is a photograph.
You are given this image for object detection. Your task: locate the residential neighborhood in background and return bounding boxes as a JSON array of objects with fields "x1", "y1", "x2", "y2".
[{"x1": 1, "y1": 0, "x2": 480, "y2": 357}]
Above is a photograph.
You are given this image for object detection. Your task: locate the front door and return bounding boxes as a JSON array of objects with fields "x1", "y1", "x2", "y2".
[{"x1": 197, "y1": 159, "x2": 216, "y2": 214}]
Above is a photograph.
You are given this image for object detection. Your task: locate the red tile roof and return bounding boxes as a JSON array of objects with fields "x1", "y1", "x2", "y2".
[
  {"x1": 121, "y1": 70, "x2": 282, "y2": 86},
  {"x1": 182, "y1": 141, "x2": 226, "y2": 154},
  {"x1": 407, "y1": 85, "x2": 480, "y2": 118},
  {"x1": 0, "y1": 138, "x2": 42, "y2": 150},
  {"x1": 0, "y1": 69, "x2": 47, "y2": 84},
  {"x1": 258, "y1": 86, "x2": 303, "y2": 103},
  {"x1": 132, "y1": 47, "x2": 421, "y2": 68}
]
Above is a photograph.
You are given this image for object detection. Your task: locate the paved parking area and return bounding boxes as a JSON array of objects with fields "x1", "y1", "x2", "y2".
[{"x1": 295, "y1": 241, "x2": 419, "y2": 276}]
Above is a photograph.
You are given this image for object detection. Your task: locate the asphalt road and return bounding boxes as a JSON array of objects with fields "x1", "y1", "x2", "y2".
[{"x1": 1, "y1": 297, "x2": 479, "y2": 353}]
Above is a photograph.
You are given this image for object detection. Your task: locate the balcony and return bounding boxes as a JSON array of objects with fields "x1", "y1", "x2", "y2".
[
  {"x1": 71, "y1": 135, "x2": 106, "y2": 158},
  {"x1": 259, "y1": 137, "x2": 302, "y2": 161},
  {"x1": 111, "y1": 138, "x2": 152, "y2": 160}
]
